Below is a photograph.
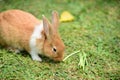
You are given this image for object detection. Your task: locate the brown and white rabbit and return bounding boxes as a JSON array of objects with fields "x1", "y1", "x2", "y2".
[{"x1": 0, "y1": 10, "x2": 65, "y2": 62}]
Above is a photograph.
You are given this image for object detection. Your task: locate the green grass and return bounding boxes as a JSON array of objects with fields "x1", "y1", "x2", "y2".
[{"x1": 0, "y1": 0, "x2": 120, "y2": 80}]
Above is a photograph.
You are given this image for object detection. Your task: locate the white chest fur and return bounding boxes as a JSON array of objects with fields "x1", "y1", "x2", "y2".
[{"x1": 29, "y1": 22, "x2": 43, "y2": 61}]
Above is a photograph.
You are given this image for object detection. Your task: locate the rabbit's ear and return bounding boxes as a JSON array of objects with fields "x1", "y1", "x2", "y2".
[
  {"x1": 43, "y1": 15, "x2": 52, "y2": 39},
  {"x1": 52, "y1": 11, "x2": 59, "y2": 30}
]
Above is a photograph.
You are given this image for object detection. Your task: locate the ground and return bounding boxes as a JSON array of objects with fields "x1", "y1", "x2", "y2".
[{"x1": 0, "y1": 0, "x2": 120, "y2": 80}]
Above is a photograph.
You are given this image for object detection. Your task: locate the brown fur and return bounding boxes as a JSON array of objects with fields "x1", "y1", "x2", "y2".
[
  {"x1": 0, "y1": 10, "x2": 65, "y2": 61},
  {"x1": 43, "y1": 35, "x2": 65, "y2": 60},
  {"x1": 42, "y1": 13, "x2": 65, "y2": 61},
  {"x1": 0, "y1": 10, "x2": 40, "y2": 51}
]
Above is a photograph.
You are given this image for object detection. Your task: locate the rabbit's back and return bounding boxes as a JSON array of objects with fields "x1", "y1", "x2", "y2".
[{"x1": 0, "y1": 10, "x2": 41, "y2": 51}]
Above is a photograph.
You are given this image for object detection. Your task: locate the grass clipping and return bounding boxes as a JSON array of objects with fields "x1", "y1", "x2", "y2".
[{"x1": 63, "y1": 50, "x2": 88, "y2": 70}]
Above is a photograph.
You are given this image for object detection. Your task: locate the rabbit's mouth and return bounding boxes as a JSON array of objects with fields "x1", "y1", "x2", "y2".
[{"x1": 53, "y1": 57, "x2": 63, "y2": 61}]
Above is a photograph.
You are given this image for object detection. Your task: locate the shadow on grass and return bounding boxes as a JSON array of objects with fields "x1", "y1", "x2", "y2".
[{"x1": 0, "y1": 46, "x2": 61, "y2": 64}]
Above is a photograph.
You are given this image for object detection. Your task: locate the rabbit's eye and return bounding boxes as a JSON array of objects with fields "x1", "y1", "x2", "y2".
[{"x1": 52, "y1": 47, "x2": 57, "y2": 53}]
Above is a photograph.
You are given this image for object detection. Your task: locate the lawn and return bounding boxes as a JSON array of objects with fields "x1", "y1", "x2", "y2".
[{"x1": 0, "y1": 0, "x2": 120, "y2": 80}]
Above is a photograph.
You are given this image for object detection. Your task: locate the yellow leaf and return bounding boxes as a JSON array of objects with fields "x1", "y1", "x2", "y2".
[{"x1": 60, "y1": 11, "x2": 74, "y2": 22}]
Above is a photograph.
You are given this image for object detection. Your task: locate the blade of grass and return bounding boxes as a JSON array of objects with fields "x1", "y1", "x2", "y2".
[
  {"x1": 78, "y1": 50, "x2": 87, "y2": 70},
  {"x1": 63, "y1": 50, "x2": 80, "y2": 61}
]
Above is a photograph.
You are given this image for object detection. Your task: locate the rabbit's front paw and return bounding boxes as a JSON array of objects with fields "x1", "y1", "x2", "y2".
[
  {"x1": 30, "y1": 51, "x2": 42, "y2": 62},
  {"x1": 32, "y1": 56, "x2": 42, "y2": 62}
]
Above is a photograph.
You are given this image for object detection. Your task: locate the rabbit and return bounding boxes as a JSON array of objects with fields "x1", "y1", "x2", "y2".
[{"x1": 0, "y1": 9, "x2": 65, "y2": 62}]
